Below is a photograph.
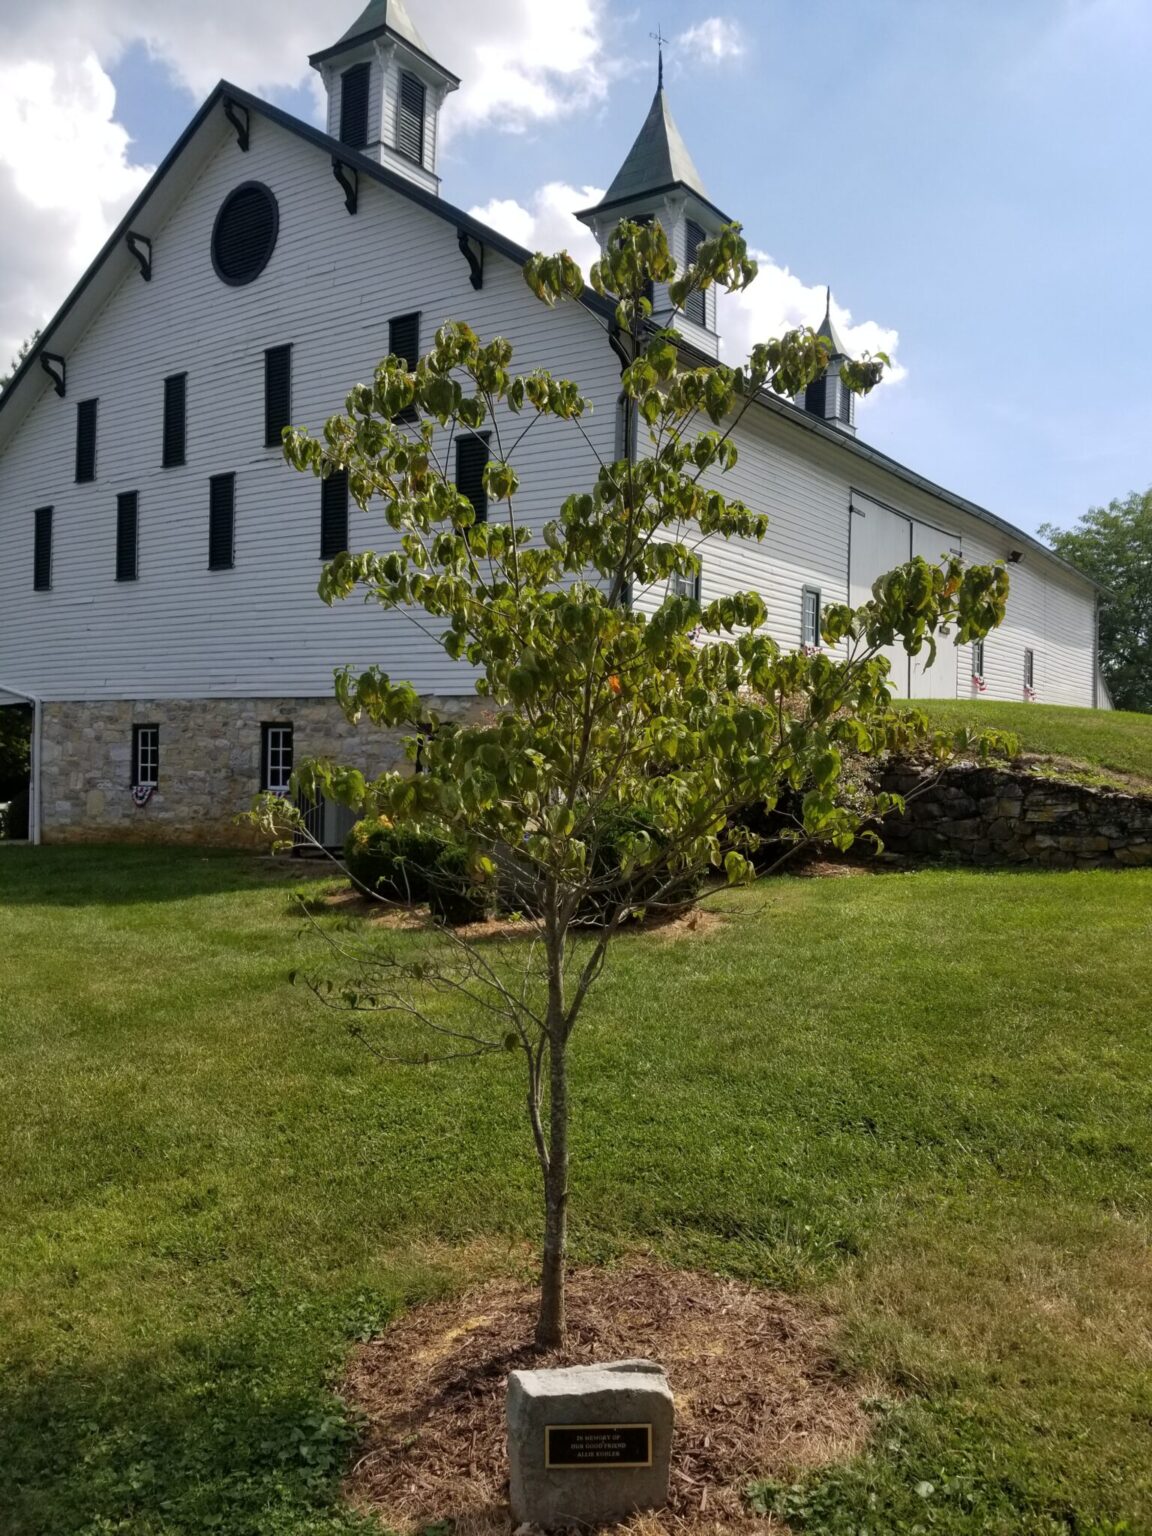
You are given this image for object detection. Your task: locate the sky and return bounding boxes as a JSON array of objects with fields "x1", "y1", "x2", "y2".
[{"x1": 0, "y1": 0, "x2": 1148, "y2": 539}]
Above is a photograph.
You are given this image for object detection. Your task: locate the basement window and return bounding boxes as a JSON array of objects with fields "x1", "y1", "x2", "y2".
[
  {"x1": 261, "y1": 723, "x2": 294, "y2": 795},
  {"x1": 132, "y1": 725, "x2": 159, "y2": 788}
]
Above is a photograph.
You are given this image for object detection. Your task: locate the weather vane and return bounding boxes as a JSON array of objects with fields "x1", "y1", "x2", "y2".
[{"x1": 650, "y1": 26, "x2": 668, "y2": 88}]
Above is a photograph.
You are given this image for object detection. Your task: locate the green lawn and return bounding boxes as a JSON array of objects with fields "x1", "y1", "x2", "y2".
[
  {"x1": 912, "y1": 699, "x2": 1152, "y2": 784},
  {"x1": 2, "y1": 848, "x2": 1151, "y2": 1535}
]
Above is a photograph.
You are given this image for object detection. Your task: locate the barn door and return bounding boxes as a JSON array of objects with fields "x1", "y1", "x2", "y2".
[
  {"x1": 909, "y1": 523, "x2": 962, "y2": 699},
  {"x1": 849, "y1": 499, "x2": 912, "y2": 697}
]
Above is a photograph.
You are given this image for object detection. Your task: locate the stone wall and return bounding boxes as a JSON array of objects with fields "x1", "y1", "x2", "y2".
[
  {"x1": 880, "y1": 763, "x2": 1152, "y2": 869},
  {"x1": 39, "y1": 695, "x2": 483, "y2": 846}
]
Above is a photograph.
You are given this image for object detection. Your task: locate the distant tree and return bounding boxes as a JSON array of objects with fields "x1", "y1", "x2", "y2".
[
  {"x1": 1040, "y1": 490, "x2": 1152, "y2": 712},
  {"x1": 254, "y1": 219, "x2": 1011, "y2": 1350},
  {"x1": 0, "y1": 706, "x2": 31, "y2": 802},
  {"x1": 1, "y1": 330, "x2": 41, "y2": 392}
]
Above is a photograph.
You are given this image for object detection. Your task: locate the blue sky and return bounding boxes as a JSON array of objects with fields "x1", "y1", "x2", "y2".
[{"x1": 5, "y1": 0, "x2": 1149, "y2": 541}]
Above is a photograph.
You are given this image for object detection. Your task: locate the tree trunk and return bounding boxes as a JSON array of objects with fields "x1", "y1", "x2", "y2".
[{"x1": 535, "y1": 1030, "x2": 569, "y2": 1349}]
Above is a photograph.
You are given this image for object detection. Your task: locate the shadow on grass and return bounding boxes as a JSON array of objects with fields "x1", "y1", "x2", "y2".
[
  {"x1": 0, "y1": 846, "x2": 334, "y2": 909},
  {"x1": 0, "y1": 1343, "x2": 368, "y2": 1536}
]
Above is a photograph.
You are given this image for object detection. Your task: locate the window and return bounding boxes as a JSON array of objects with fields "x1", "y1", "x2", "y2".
[
  {"x1": 163, "y1": 374, "x2": 187, "y2": 468},
  {"x1": 132, "y1": 725, "x2": 159, "y2": 788},
  {"x1": 116, "y1": 491, "x2": 139, "y2": 582},
  {"x1": 208, "y1": 473, "x2": 236, "y2": 570},
  {"x1": 684, "y1": 221, "x2": 706, "y2": 327},
  {"x1": 264, "y1": 345, "x2": 292, "y2": 448},
  {"x1": 973, "y1": 638, "x2": 985, "y2": 677},
  {"x1": 389, "y1": 313, "x2": 420, "y2": 423},
  {"x1": 339, "y1": 62, "x2": 371, "y2": 149},
  {"x1": 455, "y1": 434, "x2": 489, "y2": 525},
  {"x1": 33, "y1": 506, "x2": 53, "y2": 592},
  {"x1": 802, "y1": 586, "x2": 822, "y2": 647},
  {"x1": 320, "y1": 468, "x2": 349, "y2": 559},
  {"x1": 76, "y1": 398, "x2": 98, "y2": 483},
  {"x1": 261, "y1": 723, "x2": 294, "y2": 794},
  {"x1": 671, "y1": 561, "x2": 702, "y2": 602},
  {"x1": 1024, "y1": 648, "x2": 1035, "y2": 690},
  {"x1": 397, "y1": 71, "x2": 426, "y2": 164},
  {"x1": 211, "y1": 182, "x2": 280, "y2": 287}
]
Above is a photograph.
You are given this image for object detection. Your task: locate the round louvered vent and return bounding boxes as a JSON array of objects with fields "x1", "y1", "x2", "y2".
[{"x1": 211, "y1": 182, "x2": 280, "y2": 287}]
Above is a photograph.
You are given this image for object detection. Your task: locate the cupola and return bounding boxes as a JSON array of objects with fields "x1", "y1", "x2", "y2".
[
  {"x1": 309, "y1": 1, "x2": 459, "y2": 195},
  {"x1": 578, "y1": 57, "x2": 732, "y2": 359},
  {"x1": 799, "y1": 291, "x2": 857, "y2": 436}
]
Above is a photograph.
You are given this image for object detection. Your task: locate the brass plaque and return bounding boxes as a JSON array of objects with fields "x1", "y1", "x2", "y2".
[{"x1": 545, "y1": 1423, "x2": 653, "y2": 1470}]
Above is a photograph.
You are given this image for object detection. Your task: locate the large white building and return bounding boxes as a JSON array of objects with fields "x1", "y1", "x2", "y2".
[{"x1": 0, "y1": 0, "x2": 1106, "y2": 845}]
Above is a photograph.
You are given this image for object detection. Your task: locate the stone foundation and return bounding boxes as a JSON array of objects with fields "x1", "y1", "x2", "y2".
[
  {"x1": 880, "y1": 763, "x2": 1152, "y2": 870},
  {"x1": 39, "y1": 695, "x2": 484, "y2": 846}
]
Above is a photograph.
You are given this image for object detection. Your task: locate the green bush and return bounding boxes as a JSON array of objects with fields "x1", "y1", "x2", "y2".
[
  {"x1": 578, "y1": 810, "x2": 703, "y2": 925},
  {"x1": 426, "y1": 842, "x2": 492, "y2": 926},
  {"x1": 343, "y1": 819, "x2": 446, "y2": 904}
]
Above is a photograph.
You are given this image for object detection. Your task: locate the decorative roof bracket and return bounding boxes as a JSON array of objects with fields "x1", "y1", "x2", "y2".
[
  {"x1": 126, "y1": 231, "x2": 153, "y2": 282},
  {"x1": 332, "y1": 158, "x2": 359, "y2": 215},
  {"x1": 457, "y1": 229, "x2": 484, "y2": 290},
  {"x1": 41, "y1": 353, "x2": 66, "y2": 398},
  {"x1": 223, "y1": 98, "x2": 251, "y2": 152}
]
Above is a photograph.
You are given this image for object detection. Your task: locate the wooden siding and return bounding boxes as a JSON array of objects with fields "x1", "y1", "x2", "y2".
[
  {"x1": 632, "y1": 402, "x2": 1097, "y2": 707},
  {"x1": 0, "y1": 117, "x2": 619, "y2": 702}
]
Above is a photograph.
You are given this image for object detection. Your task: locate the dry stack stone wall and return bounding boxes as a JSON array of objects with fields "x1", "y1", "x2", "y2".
[
  {"x1": 880, "y1": 763, "x2": 1152, "y2": 870},
  {"x1": 39, "y1": 696, "x2": 482, "y2": 846}
]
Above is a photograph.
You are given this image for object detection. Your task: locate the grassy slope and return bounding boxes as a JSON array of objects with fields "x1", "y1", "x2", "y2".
[
  {"x1": 911, "y1": 699, "x2": 1152, "y2": 783},
  {"x1": 1, "y1": 849, "x2": 1151, "y2": 1534}
]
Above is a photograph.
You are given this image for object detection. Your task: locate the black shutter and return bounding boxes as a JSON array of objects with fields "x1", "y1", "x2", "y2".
[
  {"x1": 76, "y1": 399, "x2": 98, "y2": 483},
  {"x1": 837, "y1": 375, "x2": 853, "y2": 425},
  {"x1": 455, "y1": 435, "x2": 489, "y2": 525},
  {"x1": 340, "y1": 62, "x2": 371, "y2": 149},
  {"x1": 116, "y1": 491, "x2": 139, "y2": 582},
  {"x1": 163, "y1": 374, "x2": 187, "y2": 468},
  {"x1": 684, "y1": 222, "x2": 706, "y2": 326},
  {"x1": 389, "y1": 313, "x2": 420, "y2": 422},
  {"x1": 209, "y1": 474, "x2": 236, "y2": 570},
  {"x1": 804, "y1": 376, "x2": 827, "y2": 417},
  {"x1": 320, "y1": 469, "x2": 349, "y2": 559},
  {"x1": 264, "y1": 345, "x2": 292, "y2": 448},
  {"x1": 33, "y1": 507, "x2": 53, "y2": 592},
  {"x1": 397, "y1": 72, "x2": 426, "y2": 163}
]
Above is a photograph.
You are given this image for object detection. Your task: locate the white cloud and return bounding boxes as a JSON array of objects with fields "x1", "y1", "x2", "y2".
[
  {"x1": 0, "y1": 54, "x2": 150, "y2": 360},
  {"x1": 468, "y1": 183, "x2": 605, "y2": 268},
  {"x1": 721, "y1": 251, "x2": 906, "y2": 391},
  {"x1": 674, "y1": 18, "x2": 746, "y2": 65}
]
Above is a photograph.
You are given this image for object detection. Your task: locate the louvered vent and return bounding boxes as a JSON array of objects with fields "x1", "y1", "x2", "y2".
[
  {"x1": 163, "y1": 374, "x2": 187, "y2": 468},
  {"x1": 455, "y1": 436, "x2": 489, "y2": 525},
  {"x1": 209, "y1": 474, "x2": 236, "y2": 570},
  {"x1": 33, "y1": 507, "x2": 53, "y2": 592},
  {"x1": 397, "y1": 72, "x2": 426, "y2": 164},
  {"x1": 264, "y1": 346, "x2": 293, "y2": 448},
  {"x1": 684, "y1": 222, "x2": 706, "y2": 327},
  {"x1": 804, "y1": 376, "x2": 828, "y2": 417},
  {"x1": 116, "y1": 491, "x2": 139, "y2": 582},
  {"x1": 320, "y1": 469, "x2": 349, "y2": 560},
  {"x1": 75, "y1": 399, "x2": 98, "y2": 483},
  {"x1": 212, "y1": 183, "x2": 280, "y2": 287},
  {"x1": 340, "y1": 63, "x2": 371, "y2": 149},
  {"x1": 837, "y1": 375, "x2": 853, "y2": 426},
  {"x1": 389, "y1": 313, "x2": 420, "y2": 423}
]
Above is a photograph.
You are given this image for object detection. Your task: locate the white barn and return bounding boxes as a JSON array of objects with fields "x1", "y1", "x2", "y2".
[{"x1": 0, "y1": 0, "x2": 1105, "y2": 845}]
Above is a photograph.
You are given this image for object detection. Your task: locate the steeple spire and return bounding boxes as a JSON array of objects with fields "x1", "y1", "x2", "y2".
[
  {"x1": 801, "y1": 289, "x2": 857, "y2": 435},
  {"x1": 650, "y1": 27, "x2": 667, "y2": 89}
]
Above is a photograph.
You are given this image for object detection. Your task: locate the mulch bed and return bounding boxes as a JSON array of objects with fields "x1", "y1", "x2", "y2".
[{"x1": 341, "y1": 1262, "x2": 873, "y2": 1534}]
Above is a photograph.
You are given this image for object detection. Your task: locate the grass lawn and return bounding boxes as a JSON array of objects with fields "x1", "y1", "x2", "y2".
[
  {"x1": 2, "y1": 848, "x2": 1151, "y2": 1535},
  {"x1": 912, "y1": 699, "x2": 1152, "y2": 785}
]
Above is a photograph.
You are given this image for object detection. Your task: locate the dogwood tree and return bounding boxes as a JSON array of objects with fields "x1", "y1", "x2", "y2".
[{"x1": 257, "y1": 220, "x2": 1010, "y2": 1349}]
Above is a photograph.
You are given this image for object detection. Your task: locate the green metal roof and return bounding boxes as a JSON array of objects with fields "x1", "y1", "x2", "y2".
[
  {"x1": 596, "y1": 86, "x2": 711, "y2": 209},
  {"x1": 817, "y1": 289, "x2": 849, "y2": 359},
  {"x1": 310, "y1": 0, "x2": 458, "y2": 80}
]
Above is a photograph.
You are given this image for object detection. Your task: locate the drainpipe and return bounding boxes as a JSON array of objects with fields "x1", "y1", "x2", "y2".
[{"x1": 31, "y1": 698, "x2": 42, "y2": 845}]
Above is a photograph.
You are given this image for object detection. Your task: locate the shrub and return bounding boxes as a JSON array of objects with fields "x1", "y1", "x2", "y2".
[
  {"x1": 578, "y1": 810, "x2": 704, "y2": 925},
  {"x1": 426, "y1": 843, "x2": 492, "y2": 927},
  {"x1": 344, "y1": 818, "x2": 445, "y2": 904}
]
